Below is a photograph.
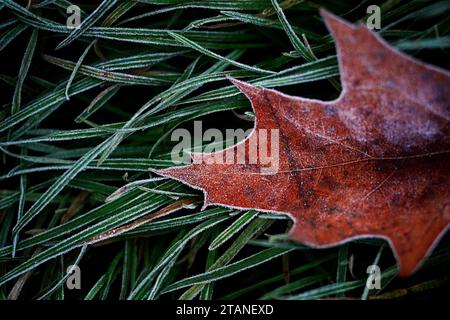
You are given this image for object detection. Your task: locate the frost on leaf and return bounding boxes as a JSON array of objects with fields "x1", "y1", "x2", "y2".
[{"x1": 154, "y1": 10, "x2": 450, "y2": 276}]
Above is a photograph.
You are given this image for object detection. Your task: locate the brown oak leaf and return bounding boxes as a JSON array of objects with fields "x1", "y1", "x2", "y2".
[{"x1": 154, "y1": 10, "x2": 450, "y2": 276}]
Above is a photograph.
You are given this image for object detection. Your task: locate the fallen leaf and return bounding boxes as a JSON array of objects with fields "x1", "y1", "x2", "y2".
[{"x1": 154, "y1": 10, "x2": 450, "y2": 276}]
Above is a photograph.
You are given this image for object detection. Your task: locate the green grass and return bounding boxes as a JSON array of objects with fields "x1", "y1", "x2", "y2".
[{"x1": 0, "y1": 0, "x2": 449, "y2": 300}]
